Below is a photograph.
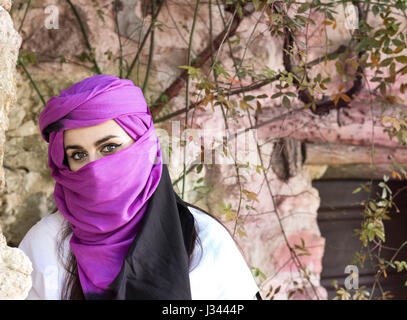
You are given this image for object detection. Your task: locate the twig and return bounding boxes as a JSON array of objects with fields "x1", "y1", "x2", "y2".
[
  {"x1": 370, "y1": 240, "x2": 407, "y2": 300},
  {"x1": 216, "y1": 0, "x2": 321, "y2": 299},
  {"x1": 18, "y1": 0, "x2": 31, "y2": 34},
  {"x1": 153, "y1": 44, "x2": 347, "y2": 123},
  {"x1": 125, "y1": 0, "x2": 165, "y2": 79},
  {"x1": 142, "y1": 0, "x2": 155, "y2": 91},
  {"x1": 114, "y1": 0, "x2": 124, "y2": 78},
  {"x1": 17, "y1": 59, "x2": 46, "y2": 106},
  {"x1": 149, "y1": 3, "x2": 252, "y2": 119},
  {"x1": 66, "y1": 0, "x2": 102, "y2": 74},
  {"x1": 181, "y1": 0, "x2": 201, "y2": 200}
]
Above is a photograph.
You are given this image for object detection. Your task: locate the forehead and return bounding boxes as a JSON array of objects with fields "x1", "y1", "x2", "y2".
[{"x1": 63, "y1": 119, "x2": 129, "y2": 144}]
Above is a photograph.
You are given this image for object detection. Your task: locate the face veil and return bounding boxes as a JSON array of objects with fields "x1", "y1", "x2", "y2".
[{"x1": 38, "y1": 74, "x2": 165, "y2": 296}]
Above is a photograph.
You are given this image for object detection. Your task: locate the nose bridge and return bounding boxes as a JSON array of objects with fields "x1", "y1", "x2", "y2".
[{"x1": 88, "y1": 149, "x2": 103, "y2": 163}]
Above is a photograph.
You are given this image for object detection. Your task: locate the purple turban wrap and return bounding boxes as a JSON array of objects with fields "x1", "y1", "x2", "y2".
[{"x1": 38, "y1": 74, "x2": 163, "y2": 296}]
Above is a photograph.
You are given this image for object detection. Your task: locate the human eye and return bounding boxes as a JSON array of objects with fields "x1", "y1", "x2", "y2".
[
  {"x1": 102, "y1": 143, "x2": 123, "y2": 154},
  {"x1": 70, "y1": 151, "x2": 87, "y2": 161}
]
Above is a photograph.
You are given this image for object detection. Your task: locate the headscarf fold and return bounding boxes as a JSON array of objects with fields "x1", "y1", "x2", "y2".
[{"x1": 39, "y1": 74, "x2": 163, "y2": 296}]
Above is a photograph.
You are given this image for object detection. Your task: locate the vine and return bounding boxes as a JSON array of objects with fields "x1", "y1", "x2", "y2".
[{"x1": 11, "y1": 0, "x2": 407, "y2": 299}]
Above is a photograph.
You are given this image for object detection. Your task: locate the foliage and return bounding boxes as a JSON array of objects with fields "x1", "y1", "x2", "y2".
[
  {"x1": 12, "y1": 0, "x2": 407, "y2": 300},
  {"x1": 346, "y1": 175, "x2": 407, "y2": 299}
]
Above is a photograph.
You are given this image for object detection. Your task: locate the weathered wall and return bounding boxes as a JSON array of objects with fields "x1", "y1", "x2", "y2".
[
  {"x1": 0, "y1": 0, "x2": 32, "y2": 300},
  {"x1": 2, "y1": 0, "x2": 406, "y2": 300}
]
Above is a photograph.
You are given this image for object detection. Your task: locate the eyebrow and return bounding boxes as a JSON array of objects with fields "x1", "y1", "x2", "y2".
[{"x1": 64, "y1": 135, "x2": 119, "y2": 152}]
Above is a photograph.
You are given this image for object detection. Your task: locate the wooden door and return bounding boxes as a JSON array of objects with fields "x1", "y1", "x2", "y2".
[{"x1": 314, "y1": 179, "x2": 407, "y2": 299}]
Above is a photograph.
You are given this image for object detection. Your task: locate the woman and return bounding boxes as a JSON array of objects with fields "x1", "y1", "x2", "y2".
[{"x1": 18, "y1": 74, "x2": 261, "y2": 300}]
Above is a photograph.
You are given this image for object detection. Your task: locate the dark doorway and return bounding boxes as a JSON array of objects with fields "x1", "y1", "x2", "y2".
[{"x1": 314, "y1": 179, "x2": 407, "y2": 299}]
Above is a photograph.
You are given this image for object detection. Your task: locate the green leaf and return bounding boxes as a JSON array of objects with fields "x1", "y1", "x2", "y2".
[
  {"x1": 76, "y1": 51, "x2": 91, "y2": 62},
  {"x1": 240, "y1": 99, "x2": 254, "y2": 111},
  {"x1": 374, "y1": 29, "x2": 387, "y2": 38},
  {"x1": 335, "y1": 61, "x2": 344, "y2": 75},
  {"x1": 236, "y1": 3, "x2": 243, "y2": 18},
  {"x1": 381, "y1": 57, "x2": 393, "y2": 67},
  {"x1": 352, "y1": 187, "x2": 362, "y2": 194},
  {"x1": 372, "y1": 5, "x2": 379, "y2": 16},
  {"x1": 216, "y1": 201, "x2": 226, "y2": 209},
  {"x1": 297, "y1": 40, "x2": 306, "y2": 49},
  {"x1": 160, "y1": 94, "x2": 168, "y2": 103},
  {"x1": 376, "y1": 230, "x2": 385, "y2": 242},
  {"x1": 282, "y1": 96, "x2": 291, "y2": 108},
  {"x1": 243, "y1": 95, "x2": 255, "y2": 101},
  {"x1": 19, "y1": 50, "x2": 37, "y2": 65},
  {"x1": 271, "y1": 92, "x2": 283, "y2": 99},
  {"x1": 285, "y1": 92, "x2": 297, "y2": 97},
  {"x1": 256, "y1": 94, "x2": 268, "y2": 99},
  {"x1": 369, "y1": 201, "x2": 377, "y2": 211},
  {"x1": 257, "y1": 100, "x2": 262, "y2": 113},
  {"x1": 392, "y1": 39, "x2": 404, "y2": 47},
  {"x1": 325, "y1": 10, "x2": 334, "y2": 21},
  {"x1": 253, "y1": 0, "x2": 260, "y2": 11},
  {"x1": 382, "y1": 46, "x2": 393, "y2": 54},
  {"x1": 298, "y1": 2, "x2": 311, "y2": 14},
  {"x1": 97, "y1": 9, "x2": 105, "y2": 23},
  {"x1": 355, "y1": 39, "x2": 369, "y2": 52},
  {"x1": 296, "y1": 15, "x2": 315, "y2": 26},
  {"x1": 395, "y1": 56, "x2": 407, "y2": 64},
  {"x1": 192, "y1": 185, "x2": 210, "y2": 191}
]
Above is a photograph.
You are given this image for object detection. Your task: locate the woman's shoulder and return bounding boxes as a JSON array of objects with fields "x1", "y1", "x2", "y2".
[
  {"x1": 186, "y1": 205, "x2": 260, "y2": 300},
  {"x1": 41, "y1": 210, "x2": 66, "y2": 231},
  {"x1": 18, "y1": 210, "x2": 67, "y2": 300},
  {"x1": 18, "y1": 210, "x2": 68, "y2": 269},
  {"x1": 186, "y1": 205, "x2": 237, "y2": 252},
  {"x1": 19, "y1": 210, "x2": 65, "y2": 246},
  {"x1": 186, "y1": 205, "x2": 244, "y2": 256},
  {"x1": 187, "y1": 205, "x2": 225, "y2": 234}
]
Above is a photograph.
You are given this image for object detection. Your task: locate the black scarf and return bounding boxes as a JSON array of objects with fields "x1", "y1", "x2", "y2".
[{"x1": 85, "y1": 163, "x2": 195, "y2": 300}]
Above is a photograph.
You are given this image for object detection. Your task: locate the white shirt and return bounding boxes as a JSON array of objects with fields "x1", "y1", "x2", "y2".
[{"x1": 18, "y1": 206, "x2": 259, "y2": 300}]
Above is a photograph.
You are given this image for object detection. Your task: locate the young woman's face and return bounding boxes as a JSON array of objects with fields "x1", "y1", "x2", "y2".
[{"x1": 63, "y1": 119, "x2": 135, "y2": 172}]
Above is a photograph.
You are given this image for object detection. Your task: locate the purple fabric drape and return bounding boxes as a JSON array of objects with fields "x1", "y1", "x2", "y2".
[{"x1": 38, "y1": 74, "x2": 162, "y2": 295}]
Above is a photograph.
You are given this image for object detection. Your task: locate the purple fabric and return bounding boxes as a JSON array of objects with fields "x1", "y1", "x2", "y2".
[{"x1": 38, "y1": 74, "x2": 163, "y2": 295}]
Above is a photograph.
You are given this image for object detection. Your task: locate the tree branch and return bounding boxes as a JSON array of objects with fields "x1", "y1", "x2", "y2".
[
  {"x1": 150, "y1": 2, "x2": 255, "y2": 119},
  {"x1": 125, "y1": 0, "x2": 165, "y2": 79},
  {"x1": 66, "y1": 0, "x2": 102, "y2": 74}
]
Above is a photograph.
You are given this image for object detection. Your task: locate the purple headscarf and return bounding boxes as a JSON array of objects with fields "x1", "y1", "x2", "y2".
[{"x1": 38, "y1": 74, "x2": 163, "y2": 296}]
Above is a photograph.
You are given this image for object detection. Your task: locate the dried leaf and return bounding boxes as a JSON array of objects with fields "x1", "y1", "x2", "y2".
[
  {"x1": 242, "y1": 189, "x2": 259, "y2": 202},
  {"x1": 371, "y1": 55, "x2": 380, "y2": 67},
  {"x1": 340, "y1": 93, "x2": 352, "y2": 102}
]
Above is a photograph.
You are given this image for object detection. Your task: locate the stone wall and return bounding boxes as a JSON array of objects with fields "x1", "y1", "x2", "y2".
[
  {"x1": 2, "y1": 0, "x2": 406, "y2": 300},
  {"x1": 0, "y1": 0, "x2": 32, "y2": 300}
]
